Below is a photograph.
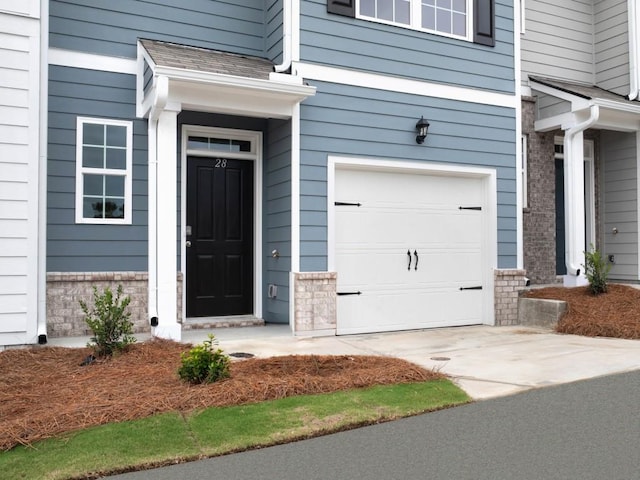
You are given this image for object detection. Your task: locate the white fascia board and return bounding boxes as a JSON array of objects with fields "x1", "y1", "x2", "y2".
[
  {"x1": 593, "y1": 98, "x2": 640, "y2": 115},
  {"x1": 48, "y1": 48, "x2": 137, "y2": 75},
  {"x1": 529, "y1": 79, "x2": 591, "y2": 108},
  {"x1": 534, "y1": 112, "x2": 575, "y2": 132},
  {"x1": 155, "y1": 65, "x2": 315, "y2": 99},
  {"x1": 513, "y1": 0, "x2": 524, "y2": 269},
  {"x1": 294, "y1": 62, "x2": 517, "y2": 109}
]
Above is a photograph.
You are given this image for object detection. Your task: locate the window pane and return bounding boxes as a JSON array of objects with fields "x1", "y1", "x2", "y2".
[
  {"x1": 453, "y1": 0, "x2": 466, "y2": 12},
  {"x1": 422, "y1": 5, "x2": 435, "y2": 29},
  {"x1": 83, "y1": 146, "x2": 104, "y2": 168},
  {"x1": 453, "y1": 12, "x2": 466, "y2": 35},
  {"x1": 436, "y1": 0, "x2": 451, "y2": 8},
  {"x1": 361, "y1": 0, "x2": 375, "y2": 16},
  {"x1": 230, "y1": 140, "x2": 251, "y2": 152},
  {"x1": 84, "y1": 197, "x2": 104, "y2": 219},
  {"x1": 105, "y1": 175, "x2": 125, "y2": 196},
  {"x1": 84, "y1": 174, "x2": 104, "y2": 196},
  {"x1": 83, "y1": 123, "x2": 104, "y2": 145},
  {"x1": 187, "y1": 136, "x2": 209, "y2": 150},
  {"x1": 104, "y1": 198, "x2": 125, "y2": 218},
  {"x1": 106, "y1": 125, "x2": 127, "y2": 148},
  {"x1": 106, "y1": 148, "x2": 126, "y2": 170},
  {"x1": 436, "y1": 8, "x2": 451, "y2": 33},
  {"x1": 423, "y1": 0, "x2": 435, "y2": 5},
  {"x1": 396, "y1": 0, "x2": 410, "y2": 24},
  {"x1": 379, "y1": 0, "x2": 393, "y2": 20}
]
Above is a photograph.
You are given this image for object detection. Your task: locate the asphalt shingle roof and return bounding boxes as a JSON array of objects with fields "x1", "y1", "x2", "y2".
[
  {"x1": 529, "y1": 76, "x2": 640, "y2": 106},
  {"x1": 140, "y1": 39, "x2": 274, "y2": 80}
]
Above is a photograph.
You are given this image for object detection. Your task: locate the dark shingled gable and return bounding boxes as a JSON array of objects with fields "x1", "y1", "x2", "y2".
[{"x1": 140, "y1": 39, "x2": 274, "y2": 80}]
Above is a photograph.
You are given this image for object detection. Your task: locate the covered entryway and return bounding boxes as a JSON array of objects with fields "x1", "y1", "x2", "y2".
[
  {"x1": 186, "y1": 156, "x2": 254, "y2": 317},
  {"x1": 330, "y1": 159, "x2": 496, "y2": 335},
  {"x1": 137, "y1": 39, "x2": 315, "y2": 340}
]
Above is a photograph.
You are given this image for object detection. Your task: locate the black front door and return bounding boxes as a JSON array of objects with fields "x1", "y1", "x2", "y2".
[{"x1": 186, "y1": 157, "x2": 253, "y2": 317}]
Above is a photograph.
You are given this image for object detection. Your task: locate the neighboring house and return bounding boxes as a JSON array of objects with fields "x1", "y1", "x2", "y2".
[
  {"x1": 1, "y1": 0, "x2": 523, "y2": 347},
  {"x1": 521, "y1": 0, "x2": 640, "y2": 286}
]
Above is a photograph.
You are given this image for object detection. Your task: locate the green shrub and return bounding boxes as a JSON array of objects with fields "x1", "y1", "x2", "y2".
[
  {"x1": 583, "y1": 245, "x2": 611, "y2": 295},
  {"x1": 80, "y1": 285, "x2": 136, "y2": 357},
  {"x1": 178, "y1": 334, "x2": 231, "y2": 384}
]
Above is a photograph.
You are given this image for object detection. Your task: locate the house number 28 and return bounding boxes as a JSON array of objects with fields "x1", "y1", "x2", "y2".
[{"x1": 215, "y1": 158, "x2": 227, "y2": 168}]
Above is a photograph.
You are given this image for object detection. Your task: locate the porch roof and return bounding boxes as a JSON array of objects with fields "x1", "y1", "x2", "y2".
[
  {"x1": 529, "y1": 76, "x2": 640, "y2": 132},
  {"x1": 139, "y1": 39, "x2": 274, "y2": 80},
  {"x1": 136, "y1": 39, "x2": 315, "y2": 119},
  {"x1": 530, "y1": 76, "x2": 640, "y2": 107}
]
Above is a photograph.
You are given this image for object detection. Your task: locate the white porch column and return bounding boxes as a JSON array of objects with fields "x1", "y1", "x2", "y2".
[
  {"x1": 152, "y1": 108, "x2": 181, "y2": 340},
  {"x1": 562, "y1": 106, "x2": 599, "y2": 286},
  {"x1": 563, "y1": 131, "x2": 588, "y2": 286}
]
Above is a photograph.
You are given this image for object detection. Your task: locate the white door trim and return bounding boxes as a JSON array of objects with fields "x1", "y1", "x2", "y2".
[
  {"x1": 327, "y1": 156, "x2": 498, "y2": 327},
  {"x1": 180, "y1": 125, "x2": 263, "y2": 321}
]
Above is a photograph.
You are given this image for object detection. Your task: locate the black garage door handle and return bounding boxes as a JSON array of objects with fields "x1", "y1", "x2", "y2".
[
  {"x1": 407, "y1": 250, "x2": 412, "y2": 270},
  {"x1": 414, "y1": 250, "x2": 418, "y2": 270}
]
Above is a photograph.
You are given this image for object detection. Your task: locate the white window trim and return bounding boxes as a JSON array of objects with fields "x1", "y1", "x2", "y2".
[
  {"x1": 75, "y1": 117, "x2": 133, "y2": 225},
  {"x1": 356, "y1": 0, "x2": 473, "y2": 42}
]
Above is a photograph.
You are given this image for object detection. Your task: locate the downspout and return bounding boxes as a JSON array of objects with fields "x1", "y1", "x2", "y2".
[
  {"x1": 629, "y1": 0, "x2": 639, "y2": 100},
  {"x1": 37, "y1": 0, "x2": 50, "y2": 343},
  {"x1": 273, "y1": 0, "x2": 292, "y2": 72},
  {"x1": 147, "y1": 76, "x2": 169, "y2": 327},
  {"x1": 563, "y1": 105, "x2": 599, "y2": 278}
]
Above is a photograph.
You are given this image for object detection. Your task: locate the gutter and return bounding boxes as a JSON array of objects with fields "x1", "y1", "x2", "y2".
[
  {"x1": 273, "y1": 0, "x2": 292, "y2": 72},
  {"x1": 563, "y1": 105, "x2": 599, "y2": 276}
]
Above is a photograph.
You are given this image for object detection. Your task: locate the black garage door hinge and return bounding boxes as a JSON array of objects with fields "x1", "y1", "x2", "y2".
[
  {"x1": 459, "y1": 206, "x2": 482, "y2": 211},
  {"x1": 460, "y1": 286, "x2": 483, "y2": 291},
  {"x1": 335, "y1": 202, "x2": 361, "y2": 207},
  {"x1": 337, "y1": 291, "x2": 362, "y2": 296}
]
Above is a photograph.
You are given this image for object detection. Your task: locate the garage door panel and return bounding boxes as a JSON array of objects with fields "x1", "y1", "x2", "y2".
[
  {"x1": 338, "y1": 289, "x2": 484, "y2": 335},
  {"x1": 335, "y1": 166, "x2": 488, "y2": 335}
]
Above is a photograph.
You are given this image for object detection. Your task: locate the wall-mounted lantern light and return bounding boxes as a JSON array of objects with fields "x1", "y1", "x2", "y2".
[{"x1": 415, "y1": 116, "x2": 430, "y2": 144}]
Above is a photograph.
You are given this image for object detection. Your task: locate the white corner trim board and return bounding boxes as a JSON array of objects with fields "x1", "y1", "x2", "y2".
[{"x1": 293, "y1": 62, "x2": 517, "y2": 109}]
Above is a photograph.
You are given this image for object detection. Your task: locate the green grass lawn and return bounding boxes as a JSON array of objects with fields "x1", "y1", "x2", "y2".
[{"x1": 0, "y1": 379, "x2": 469, "y2": 480}]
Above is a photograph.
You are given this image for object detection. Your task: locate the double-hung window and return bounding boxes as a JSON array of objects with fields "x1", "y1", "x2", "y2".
[
  {"x1": 75, "y1": 118, "x2": 133, "y2": 224},
  {"x1": 328, "y1": 0, "x2": 494, "y2": 46},
  {"x1": 360, "y1": 0, "x2": 468, "y2": 38}
]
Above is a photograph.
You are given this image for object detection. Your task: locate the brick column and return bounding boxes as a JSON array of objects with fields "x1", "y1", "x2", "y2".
[
  {"x1": 494, "y1": 269, "x2": 527, "y2": 326},
  {"x1": 293, "y1": 272, "x2": 337, "y2": 335}
]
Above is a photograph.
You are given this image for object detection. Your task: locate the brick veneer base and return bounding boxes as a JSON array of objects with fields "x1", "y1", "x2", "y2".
[
  {"x1": 293, "y1": 272, "x2": 337, "y2": 334},
  {"x1": 46, "y1": 272, "x2": 183, "y2": 338},
  {"x1": 494, "y1": 269, "x2": 528, "y2": 326}
]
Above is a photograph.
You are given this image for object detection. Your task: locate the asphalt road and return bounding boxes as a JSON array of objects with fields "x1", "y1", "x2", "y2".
[{"x1": 108, "y1": 371, "x2": 640, "y2": 480}]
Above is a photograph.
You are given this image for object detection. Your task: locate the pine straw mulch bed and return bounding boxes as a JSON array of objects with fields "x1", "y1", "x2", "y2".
[
  {"x1": 0, "y1": 340, "x2": 440, "y2": 451},
  {"x1": 523, "y1": 283, "x2": 640, "y2": 339}
]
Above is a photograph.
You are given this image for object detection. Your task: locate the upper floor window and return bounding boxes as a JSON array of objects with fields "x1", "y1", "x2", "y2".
[
  {"x1": 360, "y1": 0, "x2": 467, "y2": 38},
  {"x1": 328, "y1": 0, "x2": 494, "y2": 46},
  {"x1": 75, "y1": 117, "x2": 133, "y2": 225}
]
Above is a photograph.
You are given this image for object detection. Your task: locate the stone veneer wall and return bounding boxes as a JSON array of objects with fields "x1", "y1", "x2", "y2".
[
  {"x1": 522, "y1": 97, "x2": 558, "y2": 284},
  {"x1": 46, "y1": 272, "x2": 183, "y2": 338},
  {"x1": 494, "y1": 269, "x2": 527, "y2": 326},
  {"x1": 293, "y1": 272, "x2": 337, "y2": 334}
]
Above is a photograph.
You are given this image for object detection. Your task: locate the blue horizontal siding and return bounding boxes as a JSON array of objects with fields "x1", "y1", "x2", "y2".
[
  {"x1": 301, "y1": 0, "x2": 514, "y2": 94},
  {"x1": 266, "y1": 0, "x2": 283, "y2": 63},
  {"x1": 47, "y1": 66, "x2": 148, "y2": 273},
  {"x1": 50, "y1": 0, "x2": 267, "y2": 58},
  {"x1": 298, "y1": 81, "x2": 517, "y2": 271},
  {"x1": 263, "y1": 118, "x2": 292, "y2": 324}
]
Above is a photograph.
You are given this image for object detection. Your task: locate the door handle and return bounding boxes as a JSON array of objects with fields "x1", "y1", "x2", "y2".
[
  {"x1": 407, "y1": 250, "x2": 412, "y2": 270},
  {"x1": 185, "y1": 241, "x2": 192, "y2": 248},
  {"x1": 414, "y1": 250, "x2": 418, "y2": 270}
]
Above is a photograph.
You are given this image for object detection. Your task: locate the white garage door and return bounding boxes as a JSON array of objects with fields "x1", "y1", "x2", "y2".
[{"x1": 335, "y1": 167, "x2": 487, "y2": 335}]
